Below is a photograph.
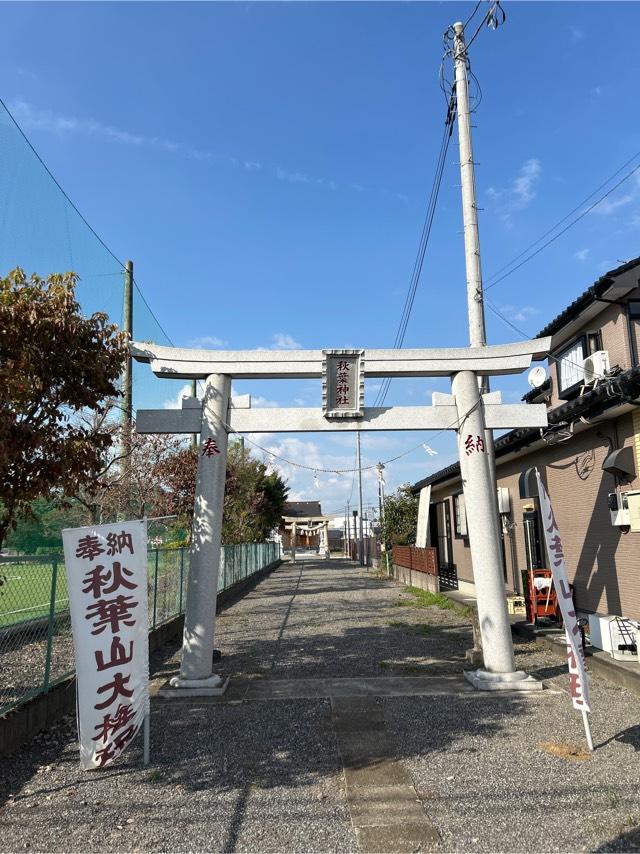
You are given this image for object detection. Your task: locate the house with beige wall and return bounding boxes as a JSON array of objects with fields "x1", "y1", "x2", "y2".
[{"x1": 412, "y1": 257, "x2": 640, "y2": 625}]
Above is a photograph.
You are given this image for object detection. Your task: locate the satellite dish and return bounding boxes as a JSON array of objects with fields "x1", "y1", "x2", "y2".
[{"x1": 528, "y1": 366, "x2": 547, "y2": 389}]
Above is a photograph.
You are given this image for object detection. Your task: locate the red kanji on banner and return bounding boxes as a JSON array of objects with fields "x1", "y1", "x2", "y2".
[
  {"x1": 92, "y1": 703, "x2": 136, "y2": 744},
  {"x1": 85, "y1": 595, "x2": 139, "y2": 635},
  {"x1": 94, "y1": 636, "x2": 134, "y2": 671},
  {"x1": 94, "y1": 672, "x2": 134, "y2": 710},
  {"x1": 106, "y1": 531, "x2": 134, "y2": 556},
  {"x1": 83, "y1": 562, "x2": 137, "y2": 599},
  {"x1": 202, "y1": 437, "x2": 221, "y2": 456},
  {"x1": 75, "y1": 535, "x2": 104, "y2": 561}
]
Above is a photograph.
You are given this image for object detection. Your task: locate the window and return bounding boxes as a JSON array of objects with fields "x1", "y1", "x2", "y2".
[
  {"x1": 557, "y1": 338, "x2": 585, "y2": 396},
  {"x1": 628, "y1": 301, "x2": 640, "y2": 319},
  {"x1": 555, "y1": 331, "x2": 602, "y2": 397},
  {"x1": 453, "y1": 493, "x2": 468, "y2": 538}
]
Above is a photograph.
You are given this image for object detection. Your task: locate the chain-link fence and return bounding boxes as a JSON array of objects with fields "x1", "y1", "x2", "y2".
[{"x1": 0, "y1": 542, "x2": 280, "y2": 716}]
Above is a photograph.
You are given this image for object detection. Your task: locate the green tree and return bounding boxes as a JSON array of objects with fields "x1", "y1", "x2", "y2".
[
  {"x1": 381, "y1": 484, "x2": 419, "y2": 547},
  {"x1": 0, "y1": 269, "x2": 127, "y2": 549}
]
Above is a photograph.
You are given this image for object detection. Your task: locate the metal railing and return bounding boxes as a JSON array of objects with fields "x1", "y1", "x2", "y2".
[{"x1": 0, "y1": 541, "x2": 280, "y2": 716}]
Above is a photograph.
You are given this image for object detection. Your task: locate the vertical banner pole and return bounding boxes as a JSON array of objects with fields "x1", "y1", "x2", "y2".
[
  {"x1": 582, "y1": 710, "x2": 594, "y2": 752},
  {"x1": 143, "y1": 713, "x2": 150, "y2": 765}
]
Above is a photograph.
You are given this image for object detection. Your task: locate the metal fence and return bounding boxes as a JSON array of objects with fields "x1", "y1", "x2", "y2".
[{"x1": 0, "y1": 541, "x2": 280, "y2": 716}]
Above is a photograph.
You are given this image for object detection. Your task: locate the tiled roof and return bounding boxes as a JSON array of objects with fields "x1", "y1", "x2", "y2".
[
  {"x1": 283, "y1": 501, "x2": 322, "y2": 517},
  {"x1": 536, "y1": 256, "x2": 640, "y2": 340}
]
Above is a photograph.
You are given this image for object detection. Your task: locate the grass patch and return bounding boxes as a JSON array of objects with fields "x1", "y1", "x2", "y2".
[
  {"x1": 385, "y1": 619, "x2": 434, "y2": 636},
  {"x1": 144, "y1": 769, "x2": 164, "y2": 783},
  {"x1": 393, "y1": 586, "x2": 472, "y2": 618}
]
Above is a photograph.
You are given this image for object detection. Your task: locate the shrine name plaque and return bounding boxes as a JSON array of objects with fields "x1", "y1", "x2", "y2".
[{"x1": 322, "y1": 349, "x2": 365, "y2": 419}]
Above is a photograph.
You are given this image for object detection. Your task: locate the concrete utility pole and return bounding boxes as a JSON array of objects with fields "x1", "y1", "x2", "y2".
[
  {"x1": 346, "y1": 501, "x2": 351, "y2": 558},
  {"x1": 452, "y1": 22, "x2": 538, "y2": 690},
  {"x1": 122, "y1": 260, "x2": 134, "y2": 431},
  {"x1": 356, "y1": 432, "x2": 364, "y2": 566}
]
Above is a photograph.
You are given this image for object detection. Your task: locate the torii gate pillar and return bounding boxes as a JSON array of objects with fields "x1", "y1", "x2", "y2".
[
  {"x1": 452, "y1": 371, "x2": 539, "y2": 690},
  {"x1": 169, "y1": 373, "x2": 231, "y2": 692}
]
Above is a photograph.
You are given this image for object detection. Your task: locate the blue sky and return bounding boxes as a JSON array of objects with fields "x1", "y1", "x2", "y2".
[{"x1": 2, "y1": 1, "x2": 640, "y2": 517}]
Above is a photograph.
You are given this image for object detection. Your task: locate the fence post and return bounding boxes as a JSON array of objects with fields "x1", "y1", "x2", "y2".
[
  {"x1": 179, "y1": 548, "x2": 185, "y2": 614},
  {"x1": 43, "y1": 556, "x2": 59, "y2": 692},
  {"x1": 152, "y1": 550, "x2": 159, "y2": 630}
]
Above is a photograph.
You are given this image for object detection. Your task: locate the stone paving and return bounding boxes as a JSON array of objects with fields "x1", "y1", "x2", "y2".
[{"x1": 1, "y1": 557, "x2": 640, "y2": 853}]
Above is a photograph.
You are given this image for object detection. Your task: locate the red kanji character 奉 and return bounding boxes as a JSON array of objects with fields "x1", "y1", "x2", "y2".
[
  {"x1": 95, "y1": 742, "x2": 116, "y2": 768},
  {"x1": 95, "y1": 636, "x2": 134, "y2": 671},
  {"x1": 106, "y1": 531, "x2": 134, "y2": 557},
  {"x1": 202, "y1": 437, "x2": 221, "y2": 457},
  {"x1": 464, "y1": 435, "x2": 475, "y2": 456},
  {"x1": 75, "y1": 535, "x2": 104, "y2": 561},
  {"x1": 86, "y1": 595, "x2": 138, "y2": 635},
  {"x1": 95, "y1": 672, "x2": 134, "y2": 710},
  {"x1": 92, "y1": 703, "x2": 136, "y2": 743},
  {"x1": 476, "y1": 435, "x2": 485, "y2": 453}
]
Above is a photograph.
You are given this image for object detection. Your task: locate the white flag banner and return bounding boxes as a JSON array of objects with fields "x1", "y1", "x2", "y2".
[
  {"x1": 535, "y1": 471, "x2": 591, "y2": 713},
  {"x1": 62, "y1": 520, "x2": 149, "y2": 770}
]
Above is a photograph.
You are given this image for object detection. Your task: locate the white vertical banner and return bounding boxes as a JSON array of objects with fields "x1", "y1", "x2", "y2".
[
  {"x1": 62, "y1": 520, "x2": 149, "y2": 770},
  {"x1": 415, "y1": 486, "x2": 431, "y2": 548},
  {"x1": 535, "y1": 471, "x2": 591, "y2": 717}
]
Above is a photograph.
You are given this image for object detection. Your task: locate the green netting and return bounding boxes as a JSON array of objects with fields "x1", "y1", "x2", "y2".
[{"x1": 0, "y1": 99, "x2": 184, "y2": 417}]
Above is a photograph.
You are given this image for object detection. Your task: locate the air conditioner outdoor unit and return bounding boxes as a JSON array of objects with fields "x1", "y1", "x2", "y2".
[{"x1": 582, "y1": 350, "x2": 610, "y2": 386}]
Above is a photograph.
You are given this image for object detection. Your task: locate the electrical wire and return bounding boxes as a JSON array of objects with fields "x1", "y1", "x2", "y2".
[
  {"x1": 484, "y1": 156, "x2": 640, "y2": 293},
  {"x1": 372, "y1": 94, "x2": 456, "y2": 408}
]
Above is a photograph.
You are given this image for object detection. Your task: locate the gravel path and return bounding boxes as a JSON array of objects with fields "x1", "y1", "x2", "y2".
[{"x1": 1, "y1": 558, "x2": 639, "y2": 853}]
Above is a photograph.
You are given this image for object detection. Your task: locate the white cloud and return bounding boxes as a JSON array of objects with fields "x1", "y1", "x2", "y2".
[
  {"x1": 187, "y1": 335, "x2": 226, "y2": 348},
  {"x1": 271, "y1": 333, "x2": 302, "y2": 350},
  {"x1": 252, "y1": 396, "x2": 279, "y2": 408},
  {"x1": 574, "y1": 248, "x2": 590, "y2": 262},
  {"x1": 487, "y1": 158, "x2": 541, "y2": 223},
  {"x1": 163, "y1": 383, "x2": 194, "y2": 410},
  {"x1": 570, "y1": 25, "x2": 585, "y2": 42},
  {"x1": 500, "y1": 304, "x2": 539, "y2": 324},
  {"x1": 591, "y1": 171, "x2": 640, "y2": 217},
  {"x1": 591, "y1": 85, "x2": 602, "y2": 97}
]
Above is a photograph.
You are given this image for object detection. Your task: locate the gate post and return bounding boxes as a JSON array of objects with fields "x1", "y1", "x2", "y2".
[
  {"x1": 452, "y1": 371, "x2": 541, "y2": 690},
  {"x1": 171, "y1": 372, "x2": 231, "y2": 690}
]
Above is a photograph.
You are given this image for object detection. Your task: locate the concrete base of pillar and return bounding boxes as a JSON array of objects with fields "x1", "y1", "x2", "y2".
[
  {"x1": 463, "y1": 669, "x2": 543, "y2": 692},
  {"x1": 159, "y1": 674, "x2": 230, "y2": 697}
]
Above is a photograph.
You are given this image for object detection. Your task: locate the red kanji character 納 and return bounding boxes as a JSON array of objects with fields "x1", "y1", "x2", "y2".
[
  {"x1": 95, "y1": 636, "x2": 134, "y2": 671},
  {"x1": 75, "y1": 535, "x2": 104, "y2": 561},
  {"x1": 464, "y1": 435, "x2": 475, "y2": 456},
  {"x1": 85, "y1": 595, "x2": 139, "y2": 635},
  {"x1": 106, "y1": 530, "x2": 134, "y2": 556},
  {"x1": 95, "y1": 672, "x2": 134, "y2": 710},
  {"x1": 476, "y1": 435, "x2": 485, "y2": 453}
]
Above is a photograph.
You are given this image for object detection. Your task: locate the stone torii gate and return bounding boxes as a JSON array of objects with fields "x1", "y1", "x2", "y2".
[
  {"x1": 282, "y1": 515, "x2": 332, "y2": 561},
  {"x1": 132, "y1": 338, "x2": 550, "y2": 695}
]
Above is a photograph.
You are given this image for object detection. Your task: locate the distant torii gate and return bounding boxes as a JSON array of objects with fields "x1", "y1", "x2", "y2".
[
  {"x1": 132, "y1": 337, "x2": 550, "y2": 694},
  {"x1": 282, "y1": 515, "x2": 332, "y2": 561}
]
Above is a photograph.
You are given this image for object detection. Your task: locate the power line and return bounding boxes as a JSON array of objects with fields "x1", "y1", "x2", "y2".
[
  {"x1": 484, "y1": 155, "x2": 640, "y2": 293},
  {"x1": 373, "y1": 94, "x2": 456, "y2": 407}
]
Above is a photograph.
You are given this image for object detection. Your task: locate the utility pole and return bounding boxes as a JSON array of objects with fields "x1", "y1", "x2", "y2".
[
  {"x1": 122, "y1": 260, "x2": 134, "y2": 432},
  {"x1": 346, "y1": 501, "x2": 350, "y2": 558},
  {"x1": 356, "y1": 432, "x2": 364, "y2": 566},
  {"x1": 451, "y1": 21, "x2": 535, "y2": 689},
  {"x1": 191, "y1": 378, "x2": 198, "y2": 450}
]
